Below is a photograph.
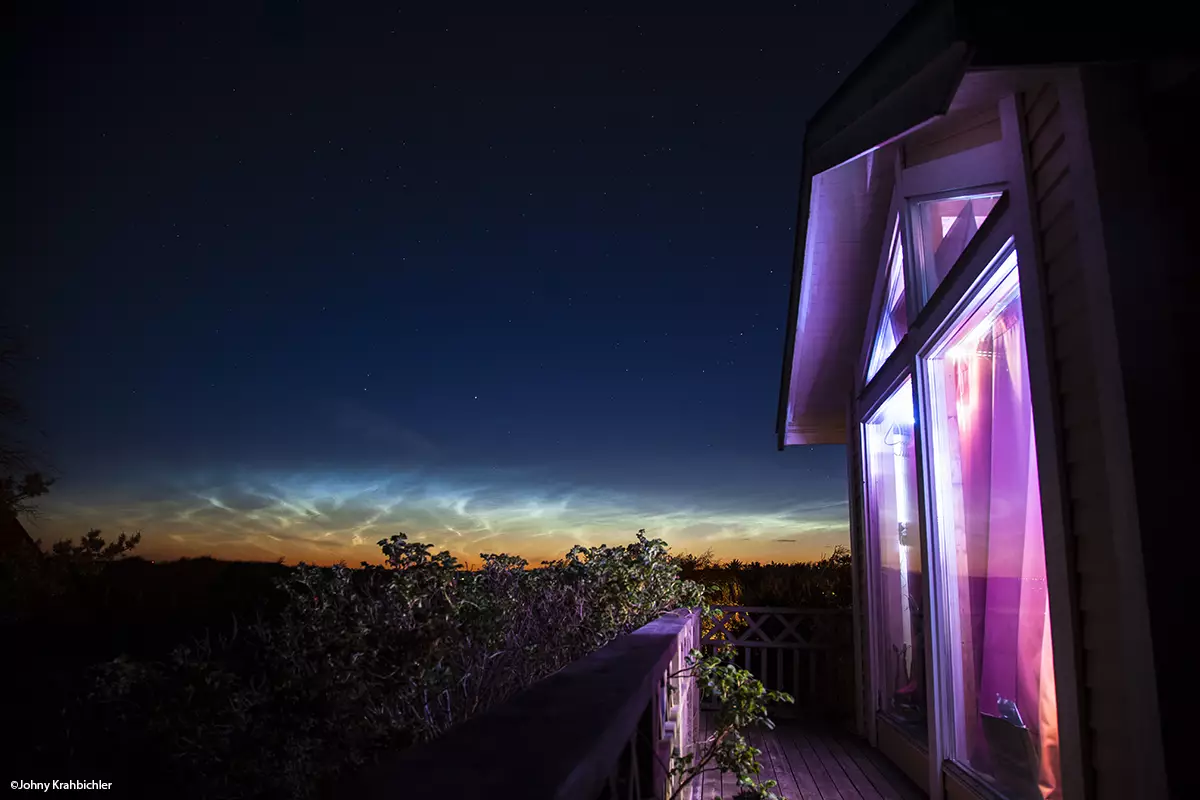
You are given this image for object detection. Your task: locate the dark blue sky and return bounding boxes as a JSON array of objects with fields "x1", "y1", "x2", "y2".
[{"x1": 6, "y1": 1, "x2": 905, "y2": 564}]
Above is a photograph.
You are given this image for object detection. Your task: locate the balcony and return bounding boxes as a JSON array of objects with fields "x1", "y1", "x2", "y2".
[
  {"x1": 699, "y1": 711, "x2": 923, "y2": 800},
  {"x1": 341, "y1": 607, "x2": 925, "y2": 800}
]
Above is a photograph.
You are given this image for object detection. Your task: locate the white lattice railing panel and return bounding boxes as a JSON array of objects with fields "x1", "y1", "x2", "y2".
[{"x1": 699, "y1": 606, "x2": 853, "y2": 716}]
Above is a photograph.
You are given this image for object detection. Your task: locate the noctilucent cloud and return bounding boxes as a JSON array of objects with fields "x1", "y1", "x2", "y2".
[{"x1": 7, "y1": 2, "x2": 908, "y2": 565}]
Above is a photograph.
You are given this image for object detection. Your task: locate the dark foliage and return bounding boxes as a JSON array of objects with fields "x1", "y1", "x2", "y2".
[
  {"x1": 8, "y1": 530, "x2": 707, "y2": 799},
  {"x1": 676, "y1": 545, "x2": 853, "y2": 609},
  {"x1": 0, "y1": 326, "x2": 56, "y2": 519}
]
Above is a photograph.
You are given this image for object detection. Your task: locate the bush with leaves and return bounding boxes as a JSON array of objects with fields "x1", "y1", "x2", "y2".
[
  {"x1": 665, "y1": 633, "x2": 795, "y2": 800},
  {"x1": 81, "y1": 531, "x2": 722, "y2": 799}
]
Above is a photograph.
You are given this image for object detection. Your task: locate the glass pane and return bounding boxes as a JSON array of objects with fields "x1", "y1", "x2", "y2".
[
  {"x1": 915, "y1": 193, "x2": 1001, "y2": 301},
  {"x1": 866, "y1": 220, "x2": 908, "y2": 381},
  {"x1": 925, "y1": 248, "x2": 1062, "y2": 799},
  {"x1": 863, "y1": 378, "x2": 926, "y2": 741}
]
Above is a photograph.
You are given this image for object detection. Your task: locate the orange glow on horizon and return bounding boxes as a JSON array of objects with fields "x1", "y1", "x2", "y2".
[
  {"x1": 122, "y1": 528, "x2": 845, "y2": 568},
  {"x1": 29, "y1": 469, "x2": 851, "y2": 569}
]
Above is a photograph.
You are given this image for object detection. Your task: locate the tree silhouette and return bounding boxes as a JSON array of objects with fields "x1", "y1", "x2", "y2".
[
  {"x1": 0, "y1": 326, "x2": 55, "y2": 518},
  {"x1": 50, "y1": 528, "x2": 142, "y2": 563}
]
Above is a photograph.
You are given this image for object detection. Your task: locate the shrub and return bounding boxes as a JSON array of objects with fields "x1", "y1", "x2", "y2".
[
  {"x1": 80, "y1": 530, "x2": 709, "y2": 799},
  {"x1": 670, "y1": 639, "x2": 795, "y2": 800}
]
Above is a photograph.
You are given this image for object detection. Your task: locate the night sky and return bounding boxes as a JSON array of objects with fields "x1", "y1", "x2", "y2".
[{"x1": 6, "y1": 1, "x2": 906, "y2": 566}]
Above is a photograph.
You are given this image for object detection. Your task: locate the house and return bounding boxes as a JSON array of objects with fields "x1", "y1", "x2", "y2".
[{"x1": 775, "y1": 1, "x2": 1194, "y2": 798}]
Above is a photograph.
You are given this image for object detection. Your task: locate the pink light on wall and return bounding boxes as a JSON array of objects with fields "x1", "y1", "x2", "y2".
[
  {"x1": 915, "y1": 193, "x2": 1002, "y2": 303},
  {"x1": 941, "y1": 216, "x2": 991, "y2": 236}
]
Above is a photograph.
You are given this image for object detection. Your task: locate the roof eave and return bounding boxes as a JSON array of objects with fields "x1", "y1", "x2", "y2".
[{"x1": 776, "y1": 29, "x2": 968, "y2": 448}]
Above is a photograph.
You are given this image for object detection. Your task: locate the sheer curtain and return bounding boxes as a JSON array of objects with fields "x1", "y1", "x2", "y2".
[
  {"x1": 865, "y1": 383, "x2": 926, "y2": 736},
  {"x1": 871, "y1": 427, "x2": 920, "y2": 703},
  {"x1": 868, "y1": 425, "x2": 904, "y2": 694},
  {"x1": 945, "y1": 296, "x2": 1061, "y2": 798}
]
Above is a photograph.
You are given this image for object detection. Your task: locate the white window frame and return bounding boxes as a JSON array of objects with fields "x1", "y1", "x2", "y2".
[
  {"x1": 857, "y1": 151, "x2": 909, "y2": 393},
  {"x1": 851, "y1": 89, "x2": 1085, "y2": 800}
]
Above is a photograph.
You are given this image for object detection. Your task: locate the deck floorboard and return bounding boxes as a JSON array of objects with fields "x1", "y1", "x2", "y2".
[{"x1": 693, "y1": 712, "x2": 925, "y2": 800}]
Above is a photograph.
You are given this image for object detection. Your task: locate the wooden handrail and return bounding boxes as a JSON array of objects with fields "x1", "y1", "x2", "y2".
[
  {"x1": 339, "y1": 608, "x2": 700, "y2": 800},
  {"x1": 709, "y1": 605, "x2": 848, "y2": 614}
]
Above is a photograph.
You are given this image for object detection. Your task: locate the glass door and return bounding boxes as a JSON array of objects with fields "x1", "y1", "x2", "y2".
[{"x1": 922, "y1": 246, "x2": 1062, "y2": 799}]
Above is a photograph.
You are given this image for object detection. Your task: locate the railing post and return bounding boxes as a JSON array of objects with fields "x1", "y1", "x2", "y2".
[{"x1": 655, "y1": 609, "x2": 700, "y2": 800}]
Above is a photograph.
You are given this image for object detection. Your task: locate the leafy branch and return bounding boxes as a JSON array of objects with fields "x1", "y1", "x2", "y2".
[{"x1": 665, "y1": 626, "x2": 794, "y2": 800}]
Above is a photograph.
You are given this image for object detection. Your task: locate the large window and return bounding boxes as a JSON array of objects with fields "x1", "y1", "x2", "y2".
[
  {"x1": 863, "y1": 378, "x2": 926, "y2": 741},
  {"x1": 924, "y1": 248, "x2": 1061, "y2": 799}
]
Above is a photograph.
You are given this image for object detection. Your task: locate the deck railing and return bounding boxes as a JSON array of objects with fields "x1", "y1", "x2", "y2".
[
  {"x1": 700, "y1": 606, "x2": 854, "y2": 719},
  {"x1": 341, "y1": 608, "x2": 700, "y2": 800}
]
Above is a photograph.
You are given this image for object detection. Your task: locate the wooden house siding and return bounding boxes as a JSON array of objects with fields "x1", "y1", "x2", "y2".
[
  {"x1": 902, "y1": 103, "x2": 1002, "y2": 168},
  {"x1": 1021, "y1": 80, "x2": 1123, "y2": 800},
  {"x1": 1080, "y1": 63, "x2": 1196, "y2": 799}
]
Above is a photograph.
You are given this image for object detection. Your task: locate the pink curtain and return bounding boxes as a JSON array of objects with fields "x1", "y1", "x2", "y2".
[{"x1": 945, "y1": 296, "x2": 1061, "y2": 797}]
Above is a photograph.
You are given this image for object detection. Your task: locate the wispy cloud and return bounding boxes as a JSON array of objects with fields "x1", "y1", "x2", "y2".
[{"x1": 34, "y1": 465, "x2": 848, "y2": 565}]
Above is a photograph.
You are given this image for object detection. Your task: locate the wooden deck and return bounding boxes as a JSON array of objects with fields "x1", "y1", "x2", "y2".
[{"x1": 694, "y1": 712, "x2": 925, "y2": 800}]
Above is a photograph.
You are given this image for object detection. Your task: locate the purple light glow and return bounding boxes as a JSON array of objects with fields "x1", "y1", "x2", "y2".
[{"x1": 926, "y1": 249, "x2": 1061, "y2": 797}]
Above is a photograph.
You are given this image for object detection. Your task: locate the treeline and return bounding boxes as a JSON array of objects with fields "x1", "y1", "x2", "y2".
[{"x1": 677, "y1": 545, "x2": 853, "y2": 608}]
